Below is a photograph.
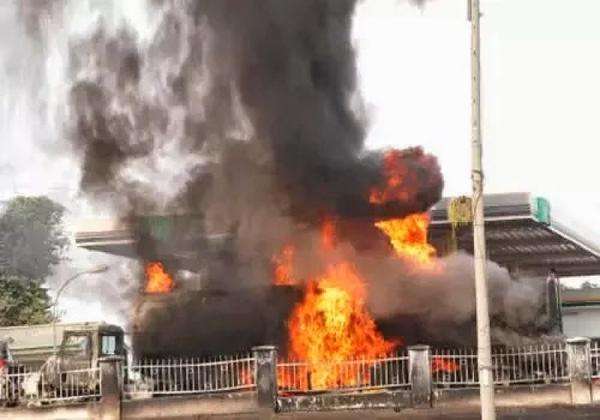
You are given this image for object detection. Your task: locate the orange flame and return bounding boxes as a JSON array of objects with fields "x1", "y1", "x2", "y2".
[
  {"x1": 431, "y1": 356, "x2": 460, "y2": 374},
  {"x1": 369, "y1": 149, "x2": 415, "y2": 205},
  {"x1": 321, "y1": 218, "x2": 336, "y2": 251},
  {"x1": 240, "y1": 366, "x2": 255, "y2": 386},
  {"x1": 273, "y1": 245, "x2": 297, "y2": 286},
  {"x1": 374, "y1": 213, "x2": 436, "y2": 265},
  {"x1": 144, "y1": 262, "x2": 175, "y2": 294},
  {"x1": 287, "y1": 262, "x2": 396, "y2": 390}
]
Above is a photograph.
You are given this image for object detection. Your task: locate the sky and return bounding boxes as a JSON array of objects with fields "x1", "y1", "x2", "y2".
[{"x1": 1, "y1": 0, "x2": 600, "y2": 322}]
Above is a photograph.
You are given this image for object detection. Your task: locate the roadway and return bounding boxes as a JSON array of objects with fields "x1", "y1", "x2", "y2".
[{"x1": 176, "y1": 405, "x2": 600, "y2": 419}]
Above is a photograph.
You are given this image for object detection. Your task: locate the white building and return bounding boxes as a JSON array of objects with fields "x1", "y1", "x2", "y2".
[{"x1": 561, "y1": 288, "x2": 600, "y2": 338}]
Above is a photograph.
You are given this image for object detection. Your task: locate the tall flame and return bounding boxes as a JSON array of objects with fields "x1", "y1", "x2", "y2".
[
  {"x1": 375, "y1": 213, "x2": 436, "y2": 265},
  {"x1": 273, "y1": 245, "x2": 296, "y2": 286},
  {"x1": 287, "y1": 262, "x2": 395, "y2": 389},
  {"x1": 144, "y1": 262, "x2": 175, "y2": 294}
]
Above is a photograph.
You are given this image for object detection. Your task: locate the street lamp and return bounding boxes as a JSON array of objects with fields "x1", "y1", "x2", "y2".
[{"x1": 52, "y1": 264, "x2": 110, "y2": 353}]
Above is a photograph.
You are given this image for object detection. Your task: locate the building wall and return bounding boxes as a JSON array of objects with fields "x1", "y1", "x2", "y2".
[{"x1": 562, "y1": 306, "x2": 600, "y2": 338}]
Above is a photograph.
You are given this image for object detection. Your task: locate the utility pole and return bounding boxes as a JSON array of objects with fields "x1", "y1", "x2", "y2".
[{"x1": 468, "y1": 0, "x2": 496, "y2": 419}]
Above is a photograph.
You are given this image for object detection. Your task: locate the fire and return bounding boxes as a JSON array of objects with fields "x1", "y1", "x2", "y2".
[
  {"x1": 144, "y1": 262, "x2": 175, "y2": 294},
  {"x1": 273, "y1": 245, "x2": 296, "y2": 286},
  {"x1": 431, "y1": 356, "x2": 460, "y2": 374},
  {"x1": 321, "y1": 218, "x2": 336, "y2": 251},
  {"x1": 287, "y1": 262, "x2": 396, "y2": 390},
  {"x1": 374, "y1": 213, "x2": 436, "y2": 265},
  {"x1": 369, "y1": 149, "x2": 416, "y2": 205}
]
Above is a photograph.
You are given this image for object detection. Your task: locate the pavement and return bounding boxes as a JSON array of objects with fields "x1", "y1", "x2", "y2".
[{"x1": 171, "y1": 405, "x2": 600, "y2": 419}]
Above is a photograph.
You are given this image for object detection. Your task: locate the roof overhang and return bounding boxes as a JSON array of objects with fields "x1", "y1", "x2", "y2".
[
  {"x1": 428, "y1": 193, "x2": 600, "y2": 277},
  {"x1": 75, "y1": 193, "x2": 600, "y2": 278},
  {"x1": 75, "y1": 215, "x2": 234, "y2": 267}
]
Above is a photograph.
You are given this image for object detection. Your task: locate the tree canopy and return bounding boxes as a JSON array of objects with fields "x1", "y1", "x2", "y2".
[
  {"x1": 0, "y1": 196, "x2": 68, "y2": 325},
  {"x1": 0, "y1": 196, "x2": 68, "y2": 282},
  {"x1": 0, "y1": 273, "x2": 55, "y2": 326}
]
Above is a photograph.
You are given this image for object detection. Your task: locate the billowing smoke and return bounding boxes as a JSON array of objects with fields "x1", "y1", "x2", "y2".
[
  {"x1": 62, "y1": 1, "x2": 443, "y2": 281},
  {"x1": 65, "y1": 0, "x2": 443, "y2": 221},
  {"x1": 14, "y1": 0, "x2": 549, "y2": 356},
  {"x1": 361, "y1": 252, "x2": 548, "y2": 347}
]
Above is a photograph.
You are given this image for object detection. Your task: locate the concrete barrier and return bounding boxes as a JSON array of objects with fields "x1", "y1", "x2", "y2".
[
  {"x1": 567, "y1": 337, "x2": 593, "y2": 405},
  {"x1": 408, "y1": 345, "x2": 432, "y2": 408},
  {"x1": 122, "y1": 392, "x2": 258, "y2": 419}
]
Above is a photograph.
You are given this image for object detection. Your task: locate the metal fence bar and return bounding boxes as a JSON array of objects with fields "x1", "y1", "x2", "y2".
[{"x1": 590, "y1": 341, "x2": 600, "y2": 379}]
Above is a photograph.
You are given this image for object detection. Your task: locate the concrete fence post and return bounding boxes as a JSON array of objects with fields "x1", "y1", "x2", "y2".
[
  {"x1": 408, "y1": 345, "x2": 432, "y2": 408},
  {"x1": 252, "y1": 345, "x2": 278, "y2": 413},
  {"x1": 566, "y1": 337, "x2": 592, "y2": 405},
  {"x1": 98, "y1": 356, "x2": 123, "y2": 420}
]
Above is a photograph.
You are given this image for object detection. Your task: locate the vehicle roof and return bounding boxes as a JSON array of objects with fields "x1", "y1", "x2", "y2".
[{"x1": 0, "y1": 322, "x2": 123, "y2": 351}]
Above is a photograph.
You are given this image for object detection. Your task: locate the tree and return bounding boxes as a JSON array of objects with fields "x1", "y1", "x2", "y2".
[
  {"x1": 580, "y1": 280, "x2": 598, "y2": 289},
  {"x1": 0, "y1": 273, "x2": 55, "y2": 326},
  {"x1": 0, "y1": 196, "x2": 68, "y2": 282},
  {"x1": 0, "y1": 196, "x2": 66, "y2": 326}
]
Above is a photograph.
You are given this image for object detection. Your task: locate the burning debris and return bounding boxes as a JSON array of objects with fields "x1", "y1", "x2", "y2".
[{"x1": 144, "y1": 262, "x2": 175, "y2": 294}]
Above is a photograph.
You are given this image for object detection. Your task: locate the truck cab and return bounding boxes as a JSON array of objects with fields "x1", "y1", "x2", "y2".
[{"x1": 57, "y1": 324, "x2": 126, "y2": 371}]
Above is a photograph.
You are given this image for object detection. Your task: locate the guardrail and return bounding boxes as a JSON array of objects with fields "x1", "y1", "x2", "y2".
[
  {"x1": 277, "y1": 353, "x2": 410, "y2": 393},
  {"x1": 122, "y1": 353, "x2": 256, "y2": 398}
]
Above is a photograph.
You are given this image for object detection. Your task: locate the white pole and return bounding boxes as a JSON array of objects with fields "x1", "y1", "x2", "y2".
[{"x1": 469, "y1": 0, "x2": 496, "y2": 419}]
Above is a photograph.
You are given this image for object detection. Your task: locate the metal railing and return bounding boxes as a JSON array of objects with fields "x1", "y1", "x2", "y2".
[
  {"x1": 122, "y1": 353, "x2": 256, "y2": 398},
  {"x1": 1, "y1": 365, "x2": 101, "y2": 404},
  {"x1": 277, "y1": 353, "x2": 410, "y2": 393},
  {"x1": 432, "y1": 343, "x2": 569, "y2": 388}
]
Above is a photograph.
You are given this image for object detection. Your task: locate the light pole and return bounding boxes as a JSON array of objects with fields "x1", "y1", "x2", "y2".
[
  {"x1": 468, "y1": 0, "x2": 496, "y2": 419},
  {"x1": 52, "y1": 265, "x2": 109, "y2": 353}
]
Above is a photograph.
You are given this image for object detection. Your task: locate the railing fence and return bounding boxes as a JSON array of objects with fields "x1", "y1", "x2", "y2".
[
  {"x1": 1, "y1": 365, "x2": 101, "y2": 404},
  {"x1": 432, "y1": 343, "x2": 569, "y2": 388},
  {"x1": 0, "y1": 340, "x2": 595, "y2": 407},
  {"x1": 277, "y1": 353, "x2": 410, "y2": 393},
  {"x1": 122, "y1": 353, "x2": 256, "y2": 398}
]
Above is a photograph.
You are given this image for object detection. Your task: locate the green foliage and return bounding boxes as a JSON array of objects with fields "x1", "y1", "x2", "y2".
[
  {"x1": 0, "y1": 196, "x2": 68, "y2": 282},
  {"x1": 0, "y1": 272, "x2": 55, "y2": 326}
]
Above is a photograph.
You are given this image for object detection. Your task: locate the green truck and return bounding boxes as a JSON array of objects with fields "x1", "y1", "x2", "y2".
[
  {"x1": 0, "y1": 322, "x2": 126, "y2": 369},
  {"x1": 0, "y1": 322, "x2": 126, "y2": 403}
]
